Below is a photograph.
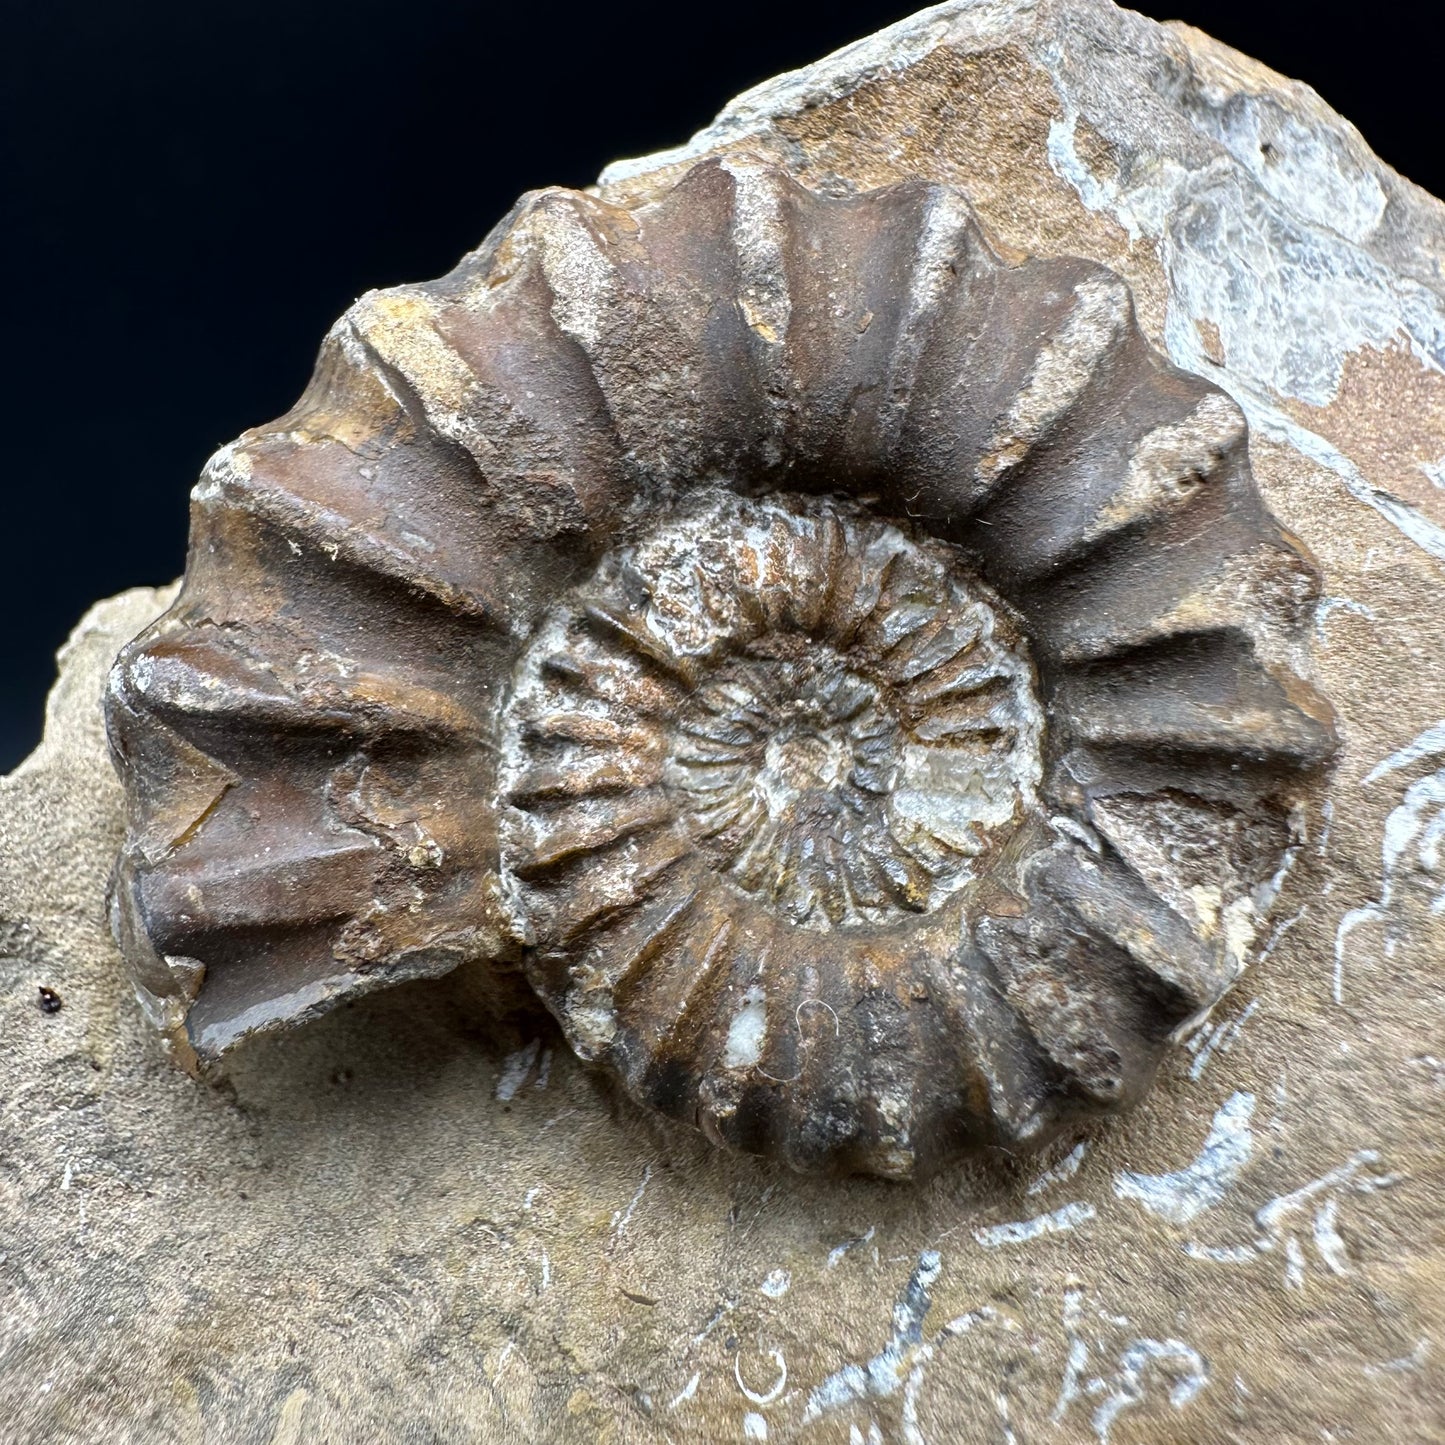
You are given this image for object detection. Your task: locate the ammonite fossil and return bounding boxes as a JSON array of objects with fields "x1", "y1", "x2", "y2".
[{"x1": 105, "y1": 157, "x2": 1336, "y2": 1177}]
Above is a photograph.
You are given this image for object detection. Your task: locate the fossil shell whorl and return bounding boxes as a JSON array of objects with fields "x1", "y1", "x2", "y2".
[{"x1": 105, "y1": 156, "x2": 1335, "y2": 1174}]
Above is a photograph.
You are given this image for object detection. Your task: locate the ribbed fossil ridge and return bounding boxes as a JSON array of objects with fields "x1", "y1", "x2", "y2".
[{"x1": 106, "y1": 157, "x2": 1335, "y2": 1174}]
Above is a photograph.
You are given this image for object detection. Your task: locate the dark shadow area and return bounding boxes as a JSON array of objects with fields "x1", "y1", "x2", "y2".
[{"x1": 3, "y1": 0, "x2": 1437, "y2": 770}]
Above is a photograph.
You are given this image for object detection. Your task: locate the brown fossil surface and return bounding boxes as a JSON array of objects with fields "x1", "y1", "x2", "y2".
[
  {"x1": 3, "y1": 3, "x2": 1443, "y2": 1441},
  {"x1": 106, "y1": 156, "x2": 1331, "y2": 1175}
]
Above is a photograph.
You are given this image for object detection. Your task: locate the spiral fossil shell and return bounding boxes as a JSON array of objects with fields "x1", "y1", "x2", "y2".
[{"x1": 106, "y1": 157, "x2": 1336, "y2": 1175}]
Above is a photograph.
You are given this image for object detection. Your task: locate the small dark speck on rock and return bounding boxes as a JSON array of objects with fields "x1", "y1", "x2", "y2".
[
  {"x1": 331, "y1": 1068, "x2": 353, "y2": 1086},
  {"x1": 725, "y1": 1336, "x2": 738, "y2": 1351},
  {"x1": 38, "y1": 986, "x2": 62, "y2": 1013}
]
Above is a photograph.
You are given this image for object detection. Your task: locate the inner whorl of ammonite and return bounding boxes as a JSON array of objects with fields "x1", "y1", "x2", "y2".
[{"x1": 501, "y1": 492, "x2": 1042, "y2": 937}]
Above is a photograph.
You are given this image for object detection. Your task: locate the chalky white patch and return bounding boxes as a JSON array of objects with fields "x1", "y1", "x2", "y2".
[{"x1": 973, "y1": 1202, "x2": 1096, "y2": 1247}]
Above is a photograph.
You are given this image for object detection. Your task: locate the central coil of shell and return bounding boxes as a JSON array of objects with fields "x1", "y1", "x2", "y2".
[{"x1": 503, "y1": 492, "x2": 1042, "y2": 938}]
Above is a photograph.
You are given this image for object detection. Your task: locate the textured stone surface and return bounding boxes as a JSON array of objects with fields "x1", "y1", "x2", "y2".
[{"x1": 3, "y1": 2, "x2": 1443, "y2": 1440}]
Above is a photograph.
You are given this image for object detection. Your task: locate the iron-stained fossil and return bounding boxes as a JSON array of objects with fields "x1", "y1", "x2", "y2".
[{"x1": 105, "y1": 157, "x2": 1336, "y2": 1176}]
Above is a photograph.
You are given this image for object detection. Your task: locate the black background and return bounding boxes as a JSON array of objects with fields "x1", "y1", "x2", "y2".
[{"x1": 3, "y1": 0, "x2": 1438, "y2": 771}]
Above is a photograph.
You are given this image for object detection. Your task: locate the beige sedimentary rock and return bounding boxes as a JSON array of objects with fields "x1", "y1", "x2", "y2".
[{"x1": 2, "y1": 2, "x2": 1441, "y2": 1439}]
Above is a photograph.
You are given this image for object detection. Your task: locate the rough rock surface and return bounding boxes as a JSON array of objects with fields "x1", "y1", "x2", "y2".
[{"x1": 2, "y1": 2, "x2": 1443, "y2": 1439}]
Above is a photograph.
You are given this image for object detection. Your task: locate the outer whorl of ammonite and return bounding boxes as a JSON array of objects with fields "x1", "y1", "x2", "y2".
[{"x1": 105, "y1": 155, "x2": 1336, "y2": 1173}]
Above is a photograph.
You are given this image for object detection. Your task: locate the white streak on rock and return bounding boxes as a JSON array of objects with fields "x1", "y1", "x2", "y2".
[
  {"x1": 693, "y1": 1299, "x2": 736, "y2": 1347},
  {"x1": 1256, "y1": 1150, "x2": 1385, "y2": 1235},
  {"x1": 1027, "y1": 1142, "x2": 1088, "y2": 1196},
  {"x1": 994, "y1": 1389, "x2": 1018, "y2": 1445},
  {"x1": 609, "y1": 1163, "x2": 653, "y2": 1245},
  {"x1": 668, "y1": 1372, "x2": 700, "y2": 1411},
  {"x1": 1283, "y1": 1236, "x2": 1307, "y2": 1290},
  {"x1": 1189, "y1": 1002, "x2": 1260, "y2": 1081},
  {"x1": 827, "y1": 1226, "x2": 875, "y2": 1268},
  {"x1": 1184, "y1": 1143, "x2": 1397, "y2": 1286},
  {"x1": 1052, "y1": 1342, "x2": 1090, "y2": 1424},
  {"x1": 1254, "y1": 1148, "x2": 1397, "y2": 1287},
  {"x1": 1378, "y1": 773, "x2": 1445, "y2": 913},
  {"x1": 495, "y1": 1039, "x2": 541, "y2": 1101},
  {"x1": 1366, "y1": 723, "x2": 1445, "y2": 785},
  {"x1": 1312, "y1": 1197, "x2": 1349, "y2": 1274},
  {"x1": 1257, "y1": 909, "x2": 1305, "y2": 967},
  {"x1": 1336, "y1": 723, "x2": 1445, "y2": 1003},
  {"x1": 1090, "y1": 1339, "x2": 1209, "y2": 1444},
  {"x1": 973, "y1": 1202, "x2": 1096, "y2": 1248},
  {"x1": 1050, "y1": 1285, "x2": 1090, "y2": 1424},
  {"x1": 1314, "y1": 596, "x2": 1376, "y2": 640},
  {"x1": 1183, "y1": 1242, "x2": 1257, "y2": 1264},
  {"x1": 1256, "y1": 400, "x2": 1445, "y2": 566},
  {"x1": 1334, "y1": 903, "x2": 1382, "y2": 1006},
  {"x1": 1114, "y1": 1093, "x2": 1255, "y2": 1224},
  {"x1": 900, "y1": 1308, "x2": 1005, "y2": 1445},
  {"x1": 803, "y1": 1251, "x2": 944, "y2": 1422},
  {"x1": 735, "y1": 1350, "x2": 787, "y2": 1406}
]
